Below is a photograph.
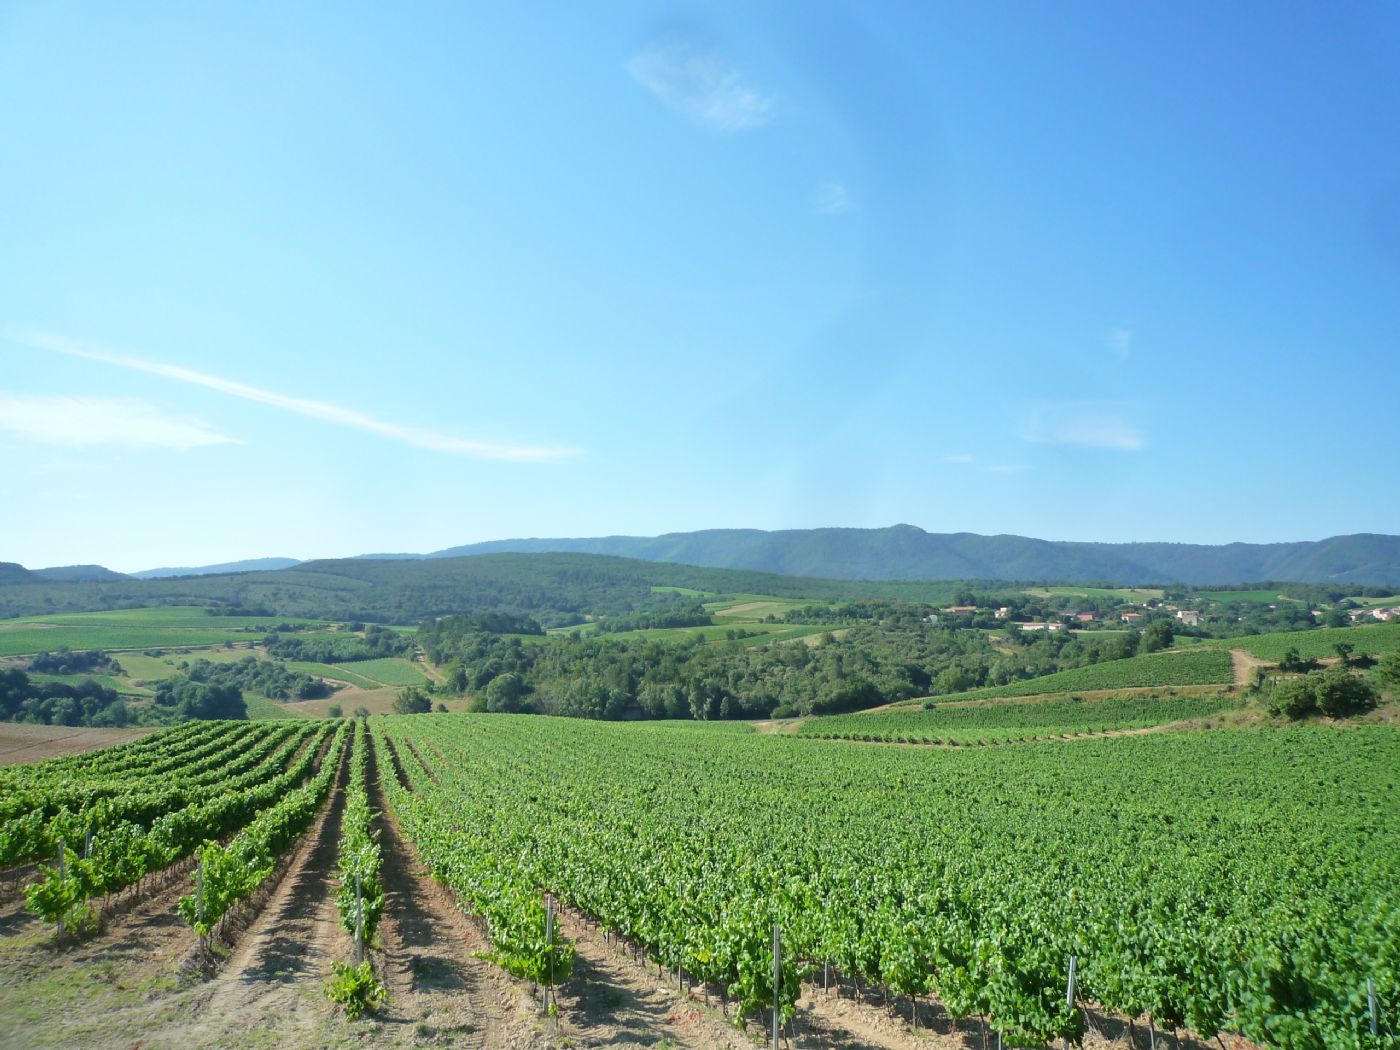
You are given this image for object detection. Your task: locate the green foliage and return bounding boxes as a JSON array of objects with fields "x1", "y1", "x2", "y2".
[
  {"x1": 1268, "y1": 668, "x2": 1380, "y2": 720},
  {"x1": 392, "y1": 686, "x2": 432, "y2": 715},
  {"x1": 153, "y1": 676, "x2": 247, "y2": 720},
  {"x1": 335, "y1": 723, "x2": 384, "y2": 947},
  {"x1": 178, "y1": 724, "x2": 349, "y2": 936},
  {"x1": 323, "y1": 960, "x2": 387, "y2": 1020},
  {"x1": 374, "y1": 715, "x2": 1400, "y2": 1049},
  {"x1": 0, "y1": 667, "x2": 130, "y2": 726}
]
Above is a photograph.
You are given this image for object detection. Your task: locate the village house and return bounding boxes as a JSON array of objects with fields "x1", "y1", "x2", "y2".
[
  {"x1": 1074, "y1": 612, "x2": 1095, "y2": 623},
  {"x1": 1176, "y1": 610, "x2": 1202, "y2": 626},
  {"x1": 1120, "y1": 611, "x2": 1144, "y2": 623},
  {"x1": 1020, "y1": 621, "x2": 1064, "y2": 632}
]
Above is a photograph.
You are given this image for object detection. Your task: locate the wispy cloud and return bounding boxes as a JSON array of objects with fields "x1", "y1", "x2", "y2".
[
  {"x1": 0, "y1": 391, "x2": 237, "y2": 449},
  {"x1": 1024, "y1": 402, "x2": 1145, "y2": 451},
  {"x1": 1108, "y1": 327, "x2": 1133, "y2": 359},
  {"x1": 942, "y1": 453, "x2": 975, "y2": 464},
  {"x1": 987, "y1": 463, "x2": 1031, "y2": 474},
  {"x1": 10, "y1": 331, "x2": 580, "y2": 463},
  {"x1": 814, "y1": 181, "x2": 852, "y2": 215},
  {"x1": 626, "y1": 42, "x2": 774, "y2": 132}
]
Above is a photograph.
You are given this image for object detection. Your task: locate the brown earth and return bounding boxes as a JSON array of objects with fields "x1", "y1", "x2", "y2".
[{"x1": 0, "y1": 723, "x2": 152, "y2": 766}]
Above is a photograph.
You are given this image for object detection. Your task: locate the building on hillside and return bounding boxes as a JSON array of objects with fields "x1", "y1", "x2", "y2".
[
  {"x1": 1074, "y1": 612, "x2": 1096, "y2": 623},
  {"x1": 1021, "y1": 621, "x2": 1064, "y2": 632},
  {"x1": 942, "y1": 605, "x2": 978, "y2": 614},
  {"x1": 1120, "y1": 611, "x2": 1144, "y2": 623},
  {"x1": 924, "y1": 613, "x2": 940, "y2": 625},
  {"x1": 1176, "y1": 610, "x2": 1202, "y2": 626},
  {"x1": 995, "y1": 607, "x2": 1011, "y2": 619},
  {"x1": 1374, "y1": 608, "x2": 1400, "y2": 621}
]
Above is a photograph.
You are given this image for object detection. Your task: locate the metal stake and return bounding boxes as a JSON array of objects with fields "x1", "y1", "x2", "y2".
[{"x1": 773, "y1": 925, "x2": 781, "y2": 1050}]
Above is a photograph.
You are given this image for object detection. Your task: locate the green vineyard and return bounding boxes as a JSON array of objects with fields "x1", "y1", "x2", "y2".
[
  {"x1": 898, "y1": 648, "x2": 1235, "y2": 704},
  {"x1": 3, "y1": 713, "x2": 1395, "y2": 1050},
  {"x1": 797, "y1": 691, "x2": 1239, "y2": 743}
]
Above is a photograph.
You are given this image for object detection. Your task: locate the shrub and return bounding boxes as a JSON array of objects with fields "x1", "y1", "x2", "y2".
[
  {"x1": 1313, "y1": 666, "x2": 1379, "y2": 717},
  {"x1": 324, "y1": 960, "x2": 386, "y2": 1019},
  {"x1": 1267, "y1": 677, "x2": 1316, "y2": 719}
]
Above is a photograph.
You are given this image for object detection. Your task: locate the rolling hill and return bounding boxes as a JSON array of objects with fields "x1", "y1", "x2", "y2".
[{"x1": 423, "y1": 526, "x2": 1400, "y2": 586}]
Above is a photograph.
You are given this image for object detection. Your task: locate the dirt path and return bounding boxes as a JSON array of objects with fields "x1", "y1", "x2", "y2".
[
  {"x1": 1231, "y1": 648, "x2": 1266, "y2": 686},
  {"x1": 110, "y1": 744, "x2": 354, "y2": 1050},
  {"x1": 364, "y1": 737, "x2": 550, "y2": 1049},
  {"x1": 553, "y1": 911, "x2": 752, "y2": 1050}
]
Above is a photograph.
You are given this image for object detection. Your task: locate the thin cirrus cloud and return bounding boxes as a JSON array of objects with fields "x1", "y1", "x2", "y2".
[
  {"x1": 942, "y1": 453, "x2": 975, "y2": 464},
  {"x1": 626, "y1": 42, "x2": 775, "y2": 132},
  {"x1": 1108, "y1": 328, "x2": 1133, "y2": 359},
  {"x1": 10, "y1": 331, "x2": 580, "y2": 463},
  {"x1": 814, "y1": 181, "x2": 853, "y2": 215},
  {"x1": 0, "y1": 391, "x2": 237, "y2": 449},
  {"x1": 1023, "y1": 402, "x2": 1146, "y2": 451}
]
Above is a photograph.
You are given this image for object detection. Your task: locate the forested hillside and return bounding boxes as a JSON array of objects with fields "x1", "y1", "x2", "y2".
[{"x1": 426, "y1": 526, "x2": 1400, "y2": 585}]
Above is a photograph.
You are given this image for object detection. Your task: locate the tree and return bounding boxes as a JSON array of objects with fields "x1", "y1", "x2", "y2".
[
  {"x1": 1313, "y1": 666, "x2": 1378, "y2": 717},
  {"x1": 392, "y1": 686, "x2": 432, "y2": 715},
  {"x1": 353, "y1": 706, "x2": 371, "y2": 719},
  {"x1": 327, "y1": 703, "x2": 343, "y2": 718},
  {"x1": 1267, "y1": 676, "x2": 1316, "y2": 719},
  {"x1": 484, "y1": 672, "x2": 529, "y2": 713},
  {"x1": 1138, "y1": 620, "x2": 1175, "y2": 654},
  {"x1": 1332, "y1": 642, "x2": 1355, "y2": 667}
]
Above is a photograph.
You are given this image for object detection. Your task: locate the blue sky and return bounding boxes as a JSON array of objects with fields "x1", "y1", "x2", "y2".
[{"x1": 2, "y1": 2, "x2": 1398, "y2": 572}]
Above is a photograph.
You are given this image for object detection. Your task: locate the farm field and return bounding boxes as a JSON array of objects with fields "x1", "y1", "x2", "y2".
[
  {"x1": 1199, "y1": 622, "x2": 1400, "y2": 661},
  {"x1": 797, "y1": 692, "x2": 1240, "y2": 743},
  {"x1": 0, "y1": 708, "x2": 1396, "y2": 1049},
  {"x1": 893, "y1": 648, "x2": 1234, "y2": 705},
  {"x1": 332, "y1": 656, "x2": 428, "y2": 687},
  {"x1": 2, "y1": 606, "x2": 334, "y2": 629},
  {"x1": 0, "y1": 624, "x2": 269, "y2": 658}
]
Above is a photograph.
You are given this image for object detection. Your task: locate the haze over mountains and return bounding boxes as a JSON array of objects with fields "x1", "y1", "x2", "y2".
[{"x1": 8, "y1": 526, "x2": 1400, "y2": 587}]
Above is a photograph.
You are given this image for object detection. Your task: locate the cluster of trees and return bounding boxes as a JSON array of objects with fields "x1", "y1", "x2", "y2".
[
  {"x1": 0, "y1": 668, "x2": 130, "y2": 726},
  {"x1": 1266, "y1": 666, "x2": 1380, "y2": 719},
  {"x1": 26, "y1": 647, "x2": 119, "y2": 675},
  {"x1": 593, "y1": 604, "x2": 713, "y2": 633},
  {"x1": 152, "y1": 676, "x2": 247, "y2": 720},
  {"x1": 419, "y1": 603, "x2": 1195, "y2": 722},
  {"x1": 170, "y1": 656, "x2": 332, "y2": 700},
  {"x1": 262, "y1": 624, "x2": 412, "y2": 664}
]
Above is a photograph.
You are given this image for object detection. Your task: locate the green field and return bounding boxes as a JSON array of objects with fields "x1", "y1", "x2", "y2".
[
  {"x1": 895, "y1": 647, "x2": 1235, "y2": 704},
  {"x1": 1201, "y1": 622, "x2": 1400, "y2": 661},
  {"x1": 282, "y1": 660, "x2": 382, "y2": 689},
  {"x1": 0, "y1": 624, "x2": 268, "y2": 658},
  {"x1": 27, "y1": 671, "x2": 154, "y2": 698},
  {"x1": 650, "y1": 585, "x2": 714, "y2": 597},
  {"x1": 3, "y1": 606, "x2": 333, "y2": 628},
  {"x1": 331, "y1": 656, "x2": 428, "y2": 687},
  {"x1": 799, "y1": 692, "x2": 1240, "y2": 744},
  {"x1": 241, "y1": 694, "x2": 306, "y2": 719}
]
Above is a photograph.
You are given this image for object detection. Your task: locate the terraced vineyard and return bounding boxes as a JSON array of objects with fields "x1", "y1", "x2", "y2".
[
  {"x1": 896, "y1": 647, "x2": 1235, "y2": 704},
  {"x1": 1200, "y1": 622, "x2": 1400, "y2": 661},
  {"x1": 797, "y1": 691, "x2": 1239, "y2": 743}
]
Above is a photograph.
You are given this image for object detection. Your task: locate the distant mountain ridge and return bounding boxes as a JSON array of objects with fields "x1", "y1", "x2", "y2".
[
  {"x1": 422, "y1": 525, "x2": 1400, "y2": 586},
  {"x1": 11, "y1": 527, "x2": 1400, "y2": 588},
  {"x1": 132, "y1": 557, "x2": 302, "y2": 579}
]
